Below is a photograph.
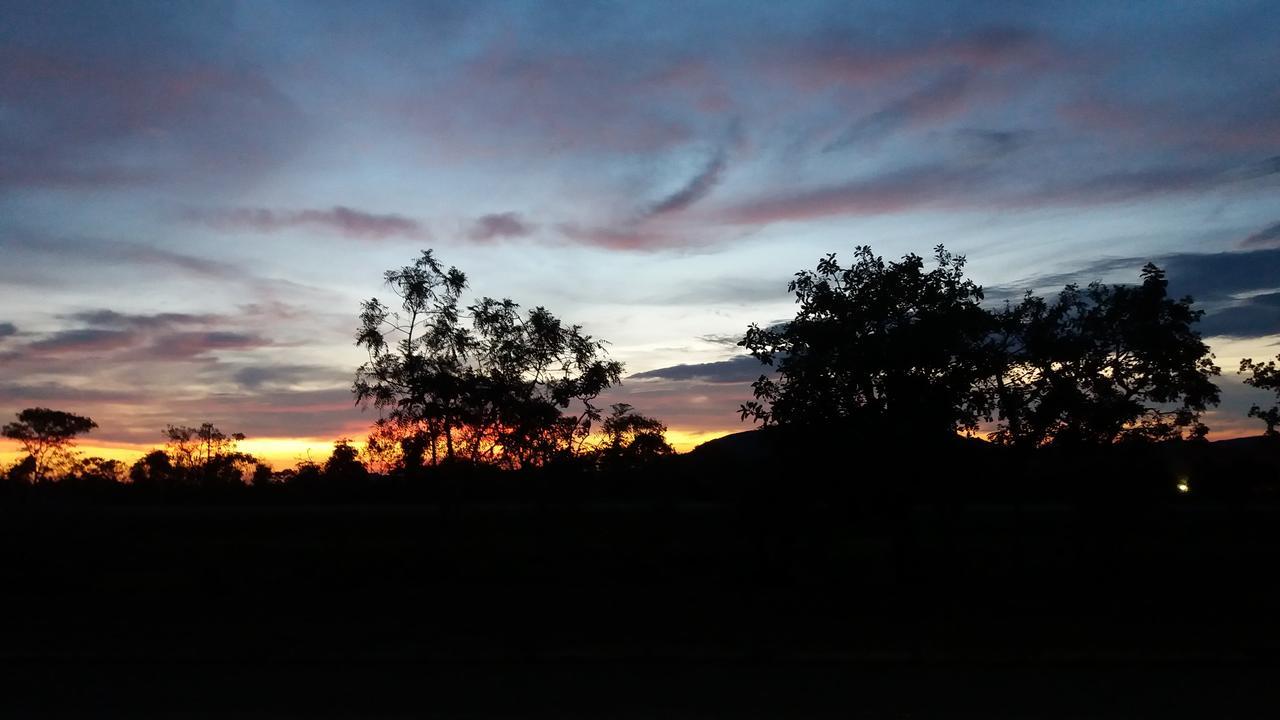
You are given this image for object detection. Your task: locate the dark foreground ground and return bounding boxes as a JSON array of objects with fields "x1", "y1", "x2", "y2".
[{"x1": 4, "y1": 498, "x2": 1280, "y2": 717}]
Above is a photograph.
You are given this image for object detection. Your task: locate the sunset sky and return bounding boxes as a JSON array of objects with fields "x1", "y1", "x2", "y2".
[{"x1": 2, "y1": 1, "x2": 1279, "y2": 467}]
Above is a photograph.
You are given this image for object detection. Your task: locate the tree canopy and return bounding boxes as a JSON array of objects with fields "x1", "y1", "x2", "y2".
[
  {"x1": 742, "y1": 248, "x2": 1221, "y2": 446},
  {"x1": 128, "y1": 422, "x2": 256, "y2": 488},
  {"x1": 739, "y1": 246, "x2": 994, "y2": 438},
  {"x1": 1240, "y1": 354, "x2": 1280, "y2": 436},
  {"x1": 354, "y1": 249, "x2": 625, "y2": 470},
  {"x1": 2, "y1": 407, "x2": 97, "y2": 481},
  {"x1": 991, "y1": 264, "x2": 1220, "y2": 445}
]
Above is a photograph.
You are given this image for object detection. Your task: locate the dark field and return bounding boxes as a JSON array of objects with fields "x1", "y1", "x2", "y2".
[{"x1": 4, "y1": 499, "x2": 1280, "y2": 716}]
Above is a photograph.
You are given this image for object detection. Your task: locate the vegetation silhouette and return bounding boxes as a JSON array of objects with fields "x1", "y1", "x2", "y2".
[
  {"x1": 0, "y1": 245, "x2": 1275, "y2": 503},
  {"x1": 353, "y1": 249, "x2": 669, "y2": 473},
  {"x1": 1240, "y1": 354, "x2": 1280, "y2": 436},
  {"x1": 6, "y1": 246, "x2": 1280, "y2": 715},
  {"x1": 739, "y1": 245, "x2": 992, "y2": 439},
  {"x1": 990, "y1": 263, "x2": 1220, "y2": 445},
  {"x1": 2, "y1": 407, "x2": 97, "y2": 482},
  {"x1": 739, "y1": 246, "x2": 1221, "y2": 447},
  {"x1": 122, "y1": 423, "x2": 265, "y2": 492}
]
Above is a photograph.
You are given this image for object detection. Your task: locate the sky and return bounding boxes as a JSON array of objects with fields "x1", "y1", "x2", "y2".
[{"x1": 2, "y1": 0, "x2": 1279, "y2": 467}]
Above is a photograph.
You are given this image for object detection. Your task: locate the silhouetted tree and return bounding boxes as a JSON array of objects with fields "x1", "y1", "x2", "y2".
[
  {"x1": 70, "y1": 456, "x2": 125, "y2": 483},
  {"x1": 354, "y1": 249, "x2": 625, "y2": 470},
  {"x1": 2, "y1": 407, "x2": 98, "y2": 482},
  {"x1": 1240, "y1": 354, "x2": 1280, "y2": 436},
  {"x1": 290, "y1": 458, "x2": 323, "y2": 487},
  {"x1": 251, "y1": 462, "x2": 274, "y2": 488},
  {"x1": 596, "y1": 403, "x2": 675, "y2": 472},
  {"x1": 5, "y1": 455, "x2": 36, "y2": 484},
  {"x1": 739, "y1": 246, "x2": 993, "y2": 438},
  {"x1": 63, "y1": 456, "x2": 126, "y2": 493},
  {"x1": 323, "y1": 438, "x2": 369, "y2": 484},
  {"x1": 161, "y1": 423, "x2": 255, "y2": 485},
  {"x1": 129, "y1": 450, "x2": 175, "y2": 488},
  {"x1": 992, "y1": 264, "x2": 1220, "y2": 446}
]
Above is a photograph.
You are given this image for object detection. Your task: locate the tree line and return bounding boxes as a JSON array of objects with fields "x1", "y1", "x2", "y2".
[
  {"x1": 4, "y1": 246, "x2": 1280, "y2": 489},
  {"x1": 741, "y1": 245, "x2": 1278, "y2": 446}
]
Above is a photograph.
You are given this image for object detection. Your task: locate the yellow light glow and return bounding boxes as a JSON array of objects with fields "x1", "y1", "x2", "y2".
[
  {"x1": 1176, "y1": 476, "x2": 1191, "y2": 494},
  {"x1": 0, "y1": 437, "x2": 364, "y2": 472},
  {"x1": 2, "y1": 427, "x2": 738, "y2": 473},
  {"x1": 663, "y1": 427, "x2": 733, "y2": 453}
]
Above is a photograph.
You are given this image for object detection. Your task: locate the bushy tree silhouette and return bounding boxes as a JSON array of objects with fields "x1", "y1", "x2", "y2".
[
  {"x1": 742, "y1": 250, "x2": 1220, "y2": 447},
  {"x1": 739, "y1": 246, "x2": 993, "y2": 438},
  {"x1": 1239, "y1": 354, "x2": 1280, "y2": 436},
  {"x1": 129, "y1": 450, "x2": 174, "y2": 488},
  {"x1": 2, "y1": 407, "x2": 97, "y2": 481},
  {"x1": 992, "y1": 264, "x2": 1220, "y2": 446},
  {"x1": 354, "y1": 250, "x2": 625, "y2": 470},
  {"x1": 596, "y1": 403, "x2": 675, "y2": 472},
  {"x1": 323, "y1": 438, "x2": 369, "y2": 484}
]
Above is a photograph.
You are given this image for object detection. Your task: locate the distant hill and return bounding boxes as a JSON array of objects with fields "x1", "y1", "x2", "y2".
[{"x1": 686, "y1": 427, "x2": 1278, "y2": 472}]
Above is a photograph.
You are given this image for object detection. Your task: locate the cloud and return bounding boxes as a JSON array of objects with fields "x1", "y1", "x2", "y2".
[
  {"x1": 999, "y1": 247, "x2": 1280, "y2": 340},
  {"x1": 721, "y1": 155, "x2": 1278, "y2": 226},
  {"x1": 646, "y1": 149, "x2": 728, "y2": 217},
  {"x1": 0, "y1": 232, "x2": 241, "y2": 281},
  {"x1": 182, "y1": 206, "x2": 425, "y2": 240},
  {"x1": 0, "y1": 382, "x2": 366, "y2": 447},
  {"x1": 0, "y1": 307, "x2": 275, "y2": 366},
  {"x1": 824, "y1": 70, "x2": 978, "y2": 151},
  {"x1": 1063, "y1": 90, "x2": 1280, "y2": 153},
  {"x1": 233, "y1": 364, "x2": 342, "y2": 390},
  {"x1": 1198, "y1": 293, "x2": 1280, "y2": 338},
  {"x1": 406, "y1": 43, "x2": 701, "y2": 157},
  {"x1": 0, "y1": 381, "x2": 138, "y2": 406},
  {"x1": 0, "y1": 10, "x2": 305, "y2": 194},
  {"x1": 1008, "y1": 165, "x2": 1224, "y2": 208},
  {"x1": 64, "y1": 310, "x2": 220, "y2": 329},
  {"x1": 468, "y1": 212, "x2": 535, "y2": 242},
  {"x1": 557, "y1": 121, "x2": 741, "y2": 248},
  {"x1": 763, "y1": 26, "x2": 1046, "y2": 91},
  {"x1": 629, "y1": 356, "x2": 764, "y2": 383},
  {"x1": 1241, "y1": 222, "x2": 1280, "y2": 249},
  {"x1": 722, "y1": 165, "x2": 974, "y2": 224},
  {"x1": 645, "y1": 277, "x2": 791, "y2": 306},
  {"x1": 24, "y1": 328, "x2": 138, "y2": 355},
  {"x1": 599, "y1": 374, "x2": 757, "y2": 442},
  {"x1": 697, "y1": 333, "x2": 744, "y2": 348},
  {"x1": 148, "y1": 331, "x2": 271, "y2": 360},
  {"x1": 955, "y1": 129, "x2": 1033, "y2": 159},
  {"x1": 556, "y1": 223, "x2": 688, "y2": 252}
]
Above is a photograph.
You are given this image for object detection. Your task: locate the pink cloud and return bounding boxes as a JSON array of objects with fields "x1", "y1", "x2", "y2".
[
  {"x1": 556, "y1": 223, "x2": 682, "y2": 252},
  {"x1": 1061, "y1": 96, "x2": 1280, "y2": 152},
  {"x1": 722, "y1": 167, "x2": 969, "y2": 224},
  {"x1": 759, "y1": 26, "x2": 1048, "y2": 92},
  {"x1": 182, "y1": 206, "x2": 425, "y2": 240}
]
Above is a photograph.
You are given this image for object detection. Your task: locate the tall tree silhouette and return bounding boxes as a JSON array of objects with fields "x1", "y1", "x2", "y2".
[
  {"x1": 739, "y1": 246, "x2": 993, "y2": 438},
  {"x1": 992, "y1": 264, "x2": 1220, "y2": 445},
  {"x1": 354, "y1": 250, "x2": 624, "y2": 469},
  {"x1": 2, "y1": 407, "x2": 97, "y2": 482},
  {"x1": 1239, "y1": 354, "x2": 1280, "y2": 436}
]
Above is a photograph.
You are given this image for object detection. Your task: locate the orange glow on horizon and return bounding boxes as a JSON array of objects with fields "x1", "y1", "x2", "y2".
[
  {"x1": 0, "y1": 426, "x2": 739, "y2": 472},
  {"x1": 0, "y1": 437, "x2": 371, "y2": 472},
  {"x1": 4, "y1": 422, "x2": 1263, "y2": 474}
]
